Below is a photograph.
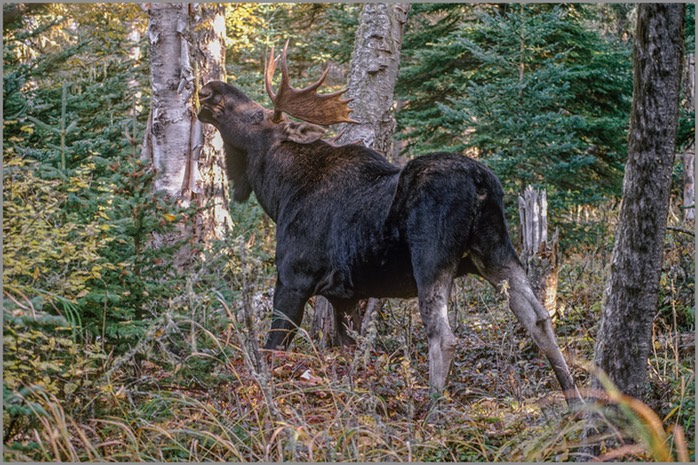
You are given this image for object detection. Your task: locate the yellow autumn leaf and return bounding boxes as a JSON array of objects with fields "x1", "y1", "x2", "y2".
[
  {"x1": 64, "y1": 382, "x2": 78, "y2": 395},
  {"x1": 164, "y1": 213, "x2": 177, "y2": 222}
]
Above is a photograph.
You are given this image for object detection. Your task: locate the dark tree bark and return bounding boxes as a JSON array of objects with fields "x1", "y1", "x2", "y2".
[
  {"x1": 682, "y1": 53, "x2": 695, "y2": 222},
  {"x1": 593, "y1": 3, "x2": 685, "y2": 400},
  {"x1": 311, "y1": 3, "x2": 410, "y2": 348},
  {"x1": 3, "y1": 3, "x2": 49, "y2": 28}
]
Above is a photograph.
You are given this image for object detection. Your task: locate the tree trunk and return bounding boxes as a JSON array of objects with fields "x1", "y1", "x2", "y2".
[
  {"x1": 142, "y1": 3, "x2": 232, "y2": 260},
  {"x1": 593, "y1": 3, "x2": 685, "y2": 400},
  {"x1": 518, "y1": 186, "x2": 558, "y2": 316},
  {"x1": 334, "y1": 2, "x2": 411, "y2": 157},
  {"x1": 126, "y1": 16, "x2": 144, "y2": 158},
  {"x1": 684, "y1": 146, "x2": 695, "y2": 221},
  {"x1": 682, "y1": 53, "x2": 695, "y2": 222},
  {"x1": 311, "y1": 3, "x2": 410, "y2": 347},
  {"x1": 580, "y1": 8, "x2": 685, "y2": 459},
  {"x1": 188, "y1": 4, "x2": 233, "y2": 245}
]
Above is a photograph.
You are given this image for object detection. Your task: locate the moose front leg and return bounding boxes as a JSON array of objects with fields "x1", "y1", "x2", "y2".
[{"x1": 264, "y1": 280, "x2": 311, "y2": 350}]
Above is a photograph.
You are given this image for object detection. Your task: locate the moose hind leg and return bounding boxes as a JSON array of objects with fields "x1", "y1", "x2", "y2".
[
  {"x1": 477, "y1": 258, "x2": 582, "y2": 406},
  {"x1": 507, "y1": 267, "x2": 582, "y2": 405},
  {"x1": 417, "y1": 273, "x2": 458, "y2": 397}
]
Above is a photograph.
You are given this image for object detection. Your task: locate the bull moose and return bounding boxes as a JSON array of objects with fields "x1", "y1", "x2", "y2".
[{"x1": 198, "y1": 44, "x2": 582, "y2": 406}]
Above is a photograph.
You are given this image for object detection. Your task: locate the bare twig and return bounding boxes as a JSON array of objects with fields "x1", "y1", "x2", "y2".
[{"x1": 666, "y1": 225, "x2": 695, "y2": 236}]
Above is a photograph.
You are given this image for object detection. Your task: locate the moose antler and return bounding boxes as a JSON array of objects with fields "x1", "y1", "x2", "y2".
[{"x1": 265, "y1": 41, "x2": 357, "y2": 126}]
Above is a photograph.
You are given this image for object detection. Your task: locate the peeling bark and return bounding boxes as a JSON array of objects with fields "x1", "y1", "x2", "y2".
[
  {"x1": 189, "y1": 4, "x2": 233, "y2": 244},
  {"x1": 142, "y1": 3, "x2": 232, "y2": 255},
  {"x1": 335, "y1": 2, "x2": 410, "y2": 158},
  {"x1": 145, "y1": 3, "x2": 193, "y2": 200},
  {"x1": 518, "y1": 186, "x2": 558, "y2": 316}
]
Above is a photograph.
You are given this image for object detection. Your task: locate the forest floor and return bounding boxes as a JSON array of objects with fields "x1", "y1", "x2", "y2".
[{"x1": 3, "y1": 209, "x2": 695, "y2": 462}]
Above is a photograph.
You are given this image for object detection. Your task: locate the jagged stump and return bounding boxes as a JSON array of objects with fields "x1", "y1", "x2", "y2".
[{"x1": 518, "y1": 186, "x2": 559, "y2": 317}]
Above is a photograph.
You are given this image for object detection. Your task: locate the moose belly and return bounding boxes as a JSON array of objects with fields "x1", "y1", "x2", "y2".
[
  {"x1": 356, "y1": 263, "x2": 418, "y2": 299},
  {"x1": 346, "y1": 244, "x2": 419, "y2": 300}
]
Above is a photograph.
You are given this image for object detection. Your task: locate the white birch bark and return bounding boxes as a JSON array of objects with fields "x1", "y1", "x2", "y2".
[
  {"x1": 188, "y1": 4, "x2": 232, "y2": 243},
  {"x1": 142, "y1": 3, "x2": 232, "y2": 251},
  {"x1": 335, "y1": 3, "x2": 411, "y2": 159},
  {"x1": 145, "y1": 3, "x2": 193, "y2": 200}
]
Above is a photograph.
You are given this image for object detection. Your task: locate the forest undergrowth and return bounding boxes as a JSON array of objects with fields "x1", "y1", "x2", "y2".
[{"x1": 3, "y1": 197, "x2": 694, "y2": 462}]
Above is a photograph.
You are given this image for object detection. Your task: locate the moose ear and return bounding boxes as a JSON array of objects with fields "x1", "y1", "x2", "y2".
[{"x1": 281, "y1": 121, "x2": 325, "y2": 144}]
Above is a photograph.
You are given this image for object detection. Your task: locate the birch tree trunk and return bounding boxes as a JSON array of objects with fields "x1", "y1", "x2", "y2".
[
  {"x1": 593, "y1": 3, "x2": 685, "y2": 401},
  {"x1": 335, "y1": 2, "x2": 411, "y2": 157},
  {"x1": 311, "y1": 3, "x2": 411, "y2": 348},
  {"x1": 126, "y1": 17, "x2": 143, "y2": 158},
  {"x1": 142, "y1": 3, "x2": 232, "y2": 261}
]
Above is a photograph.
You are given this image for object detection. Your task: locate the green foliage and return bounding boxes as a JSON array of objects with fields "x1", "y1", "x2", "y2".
[
  {"x1": 3, "y1": 156, "x2": 110, "y2": 299},
  {"x1": 2, "y1": 2, "x2": 175, "y2": 351},
  {"x1": 3, "y1": 306, "x2": 107, "y2": 444},
  {"x1": 686, "y1": 3, "x2": 695, "y2": 54}
]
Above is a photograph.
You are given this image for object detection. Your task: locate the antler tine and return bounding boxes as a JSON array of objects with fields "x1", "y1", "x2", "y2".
[
  {"x1": 264, "y1": 40, "x2": 357, "y2": 126},
  {"x1": 265, "y1": 44, "x2": 285, "y2": 122},
  {"x1": 265, "y1": 44, "x2": 278, "y2": 102},
  {"x1": 278, "y1": 40, "x2": 291, "y2": 95}
]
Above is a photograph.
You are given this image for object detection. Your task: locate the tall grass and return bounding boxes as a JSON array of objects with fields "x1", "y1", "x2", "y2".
[{"x1": 5, "y1": 293, "x2": 693, "y2": 462}]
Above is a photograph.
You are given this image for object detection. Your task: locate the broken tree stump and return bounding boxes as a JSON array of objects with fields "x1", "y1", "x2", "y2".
[{"x1": 518, "y1": 186, "x2": 559, "y2": 317}]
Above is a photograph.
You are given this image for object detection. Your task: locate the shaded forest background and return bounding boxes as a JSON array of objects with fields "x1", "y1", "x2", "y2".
[{"x1": 3, "y1": 3, "x2": 695, "y2": 461}]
